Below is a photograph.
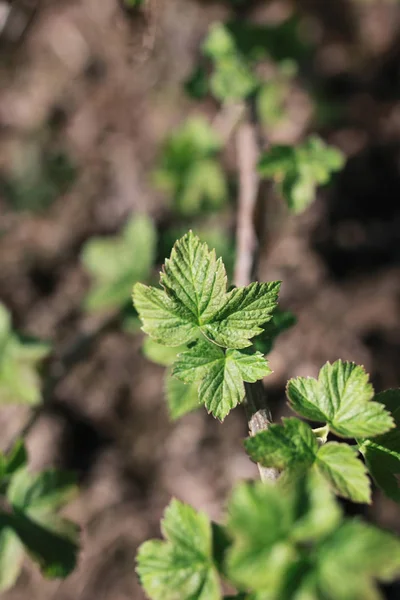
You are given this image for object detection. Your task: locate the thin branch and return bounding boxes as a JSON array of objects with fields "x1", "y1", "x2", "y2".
[{"x1": 234, "y1": 118, "x2": 279, "y2": 483}]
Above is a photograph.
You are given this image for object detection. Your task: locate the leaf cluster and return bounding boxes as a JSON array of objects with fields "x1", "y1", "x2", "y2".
[
  {"x1": 137, "y1": 472, "x2": 400, "y2": 600},
  {"x1": 245, "y1": 360, "x2": 399, "y2": 505},
  {"x1": 0, "y1": 304, "x2": 50, "y2": 406},
  {"x1": 0, "y1": 441, "x2": 80, "y2": 592},
  {"x1": 258, "y1": 136, "x2": 345, "y2": 213},
  {"x1": 153, "y1": 117, "x2": 228, "y2": 216},
  {"x1": 133, "y1": 231, "x2": 281, "y2": 421},
  {"x1": 81, "y1": 213, "x2": 156, "y2": 312}
]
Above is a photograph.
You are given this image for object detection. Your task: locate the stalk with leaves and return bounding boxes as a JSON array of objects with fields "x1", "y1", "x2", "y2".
[{"x1": 133, "y1": 230, "x2": 400, "y2": 600}]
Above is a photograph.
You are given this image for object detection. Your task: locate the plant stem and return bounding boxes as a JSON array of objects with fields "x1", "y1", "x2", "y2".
[{"x1": 234, "y1": 118, "x2": 279, "y2": 483}]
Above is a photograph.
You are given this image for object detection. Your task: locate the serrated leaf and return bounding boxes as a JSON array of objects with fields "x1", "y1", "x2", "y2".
[
  {"x1": 360, "y1": 389, "x2": 400, "y2": 503},
  {"x1": 203, "y1": 281, "x2": 281, "y2": 349},
  {"x1": 82, "y1": 214, "x2": 156, "y2": 312},
  {"x1": 0, "y1": 305, "x2": 51, "y2": 406},
  {"x1": 173, "y1": 340, "x2": 271, "y2": 420},
  {"x1": 316, "y1": 443, "x2": 370, "y2": 504},
  {"x1": 165, "y1": 370, "x2": 200, "y2": 420},
  {"x1": 287, "y1": 360, "x2": 394, "y2": 438},
  {"x1": 133, "y1": 232, "x2": 280, "y2": 350},
  {"x1": 244, "y1": 417, "x2": 318, "y2": 473},
  {"x1": 258, "y1": 136, "x2": 345, "y2": 214},
  {"x1": 136, "y1": 498, "x2": 221, "y2": 600},
  {"x1": 317, "y1": 520, "x2": 400, "y2": 600},
  {"x1": 245, "y1": 418, "x2": 370, "y2": 502}
]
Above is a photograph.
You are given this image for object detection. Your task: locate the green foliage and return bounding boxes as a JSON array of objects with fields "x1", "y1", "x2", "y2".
[
  {"x1": 203, "y1": 24, "x2": 258, "y2": 102},
  {"x1": 287, "y1": 360, "x2": 394, "y2": 438},
  {"x1": 244, "y1": 417, "x2": 370, "y2": 503},
  {"x1": 133, "y1": 232, "x2": 279, "y2": 419},
  {"x1": 138, "y1": 473, "x2": 400, "y2": 600},
  {"x1": 256, "y1": 61, "x2": 298, "y2": 129},
  {"x1": 0, "y1": 442, "x2": 80, "y2": 592},
  {"x1": 154, "y1": 117, "x2": 228, "y2": 216},
  {"x1": 258, "y1": 136, "x2": 345, "y2": 213},
  {"x1": 165, "y1": 373, "x2": 199, "y2": 421},
  {"x1": 82, "y1": 213, "x2": 156, "y2": 312},
  {"x1": 133, "y1": 231, "x2": 280, "y2": 350},
  {"x1": 359, "y1": 389, "x2": 400, "y2": 503},
  {"x1": 0, "y1": 304, "x2": 50, "y2": 406},
  {"x1": 136, "y1": 498, "x2": 221, "y2": 600},
  {"x1": 173, "y1": 340, "x2": 271, "y2": 421},
  {"x1": 159, "y1": 225, "x2": 235, "y2": 284}
]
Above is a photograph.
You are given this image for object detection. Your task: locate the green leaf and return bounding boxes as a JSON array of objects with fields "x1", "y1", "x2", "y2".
[
  {"x1": 133, "y1": 231, "x2": 280, "y2": 350},
  {"x1": 226, "y1": 472, "x2": 340, "y2": 592},
  {"x1": 317, "y1": 520, "x2": 400, "y2": 600},
  {"x1": 0, "y1": 525, "x2": 24, "y2": 592},
  {"x1": 244, "y1": 418, "x2": 370, "y2": 502},
  {"x1": 226, "y1": 481, "x2": 295, "y2": 591},
  {"x1": 0, "y1": 304, "x2": 51, "y2": 406},
  {"x1": 154, "y1": 117, "x2": 227, "y2": 216},
  {"x1": 136, "y1": 498, "x2": 221, "y2": 600},
  {"x1": 203, "y1": 24, "x2": 258, "y2": 102},
  {"x1": 0, "y1": 467, "x2": 79, "y2": 591},
  {"x1": 173, "y1": 340, "x2": 271, "y2": 420},
  {"x1": 203, "y1": 281, "x2": 281, "y2": 349},
  {"x1": 142, "y1": 338, "x2": 186, "y2": 367},
  {"x1": 244, "y1": 417, "x2": 318, "y2": 473},
  {"x1": 165, "y1": 370, "x2": 200, "y2": 420},
  {"x1": 316, "y1": 443, "x2": 370, "y2": 504},
  {"x1": 258, "y1": 136, "x2": 345, "y2": 214},
  {"x1": 360, "y1": 389, "x2": 400, "y2": 503},
  {"x1": 287, "y1": 360, "x2": 394, "y2": 438},
  {"x1": 82, "y1": 213, "x2": 156, "y2": 312}
]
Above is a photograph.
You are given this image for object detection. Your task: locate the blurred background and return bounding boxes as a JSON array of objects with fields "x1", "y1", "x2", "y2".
[{"x1": 0, "y1": 0, "x2": 400, "y2": 598}]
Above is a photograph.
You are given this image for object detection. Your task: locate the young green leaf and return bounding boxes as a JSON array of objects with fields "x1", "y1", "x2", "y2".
[
  {"x1": 316, "y1": 520, "x2": 400, "y2": 600},
  {"x1": 165, "y1": 371, "x2": 200, "y2": 421},
  {"x1": 133, "y1": 232, "x2": 280, "y2": 350},
  {"x1": 136, "y1": 498, "x2": 221, "y2": 600},
  {"x1": 202, "y1": 24, "x2": 258, "y2": 102},
  {"x1": 287, "y1": 360, "x2": 394, "y2": 438},
  {"x1": 82, "y1": 213, "x2": 156, "y2": 312},
  {"x1": 0, "y1": 304, "x2": 50, "y2": 406},
  {"x1": 359, "y1": 389, "x2": 400, "y2": 503},
  {"x1": 225, "y1": 472, "x2": 340, "y2": 593},
  {"x1": 0, "y1": 467, "x2": 79, "y2": 591},
  {"x1": 258, "y1": 136, "x2": 345, "y2": 214},
  {"x1": 244, "y1": 418, "x2": 370, "y2": 502},
  {"x1": 173, "y1": 340, "x2": 271, "y2": 421},
  {"x1": 153, "y1": 117, "x2": 227, "y2": 216},
  {"x1": 142, "y1": 338, "x2": 186, "y2": 367}
]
